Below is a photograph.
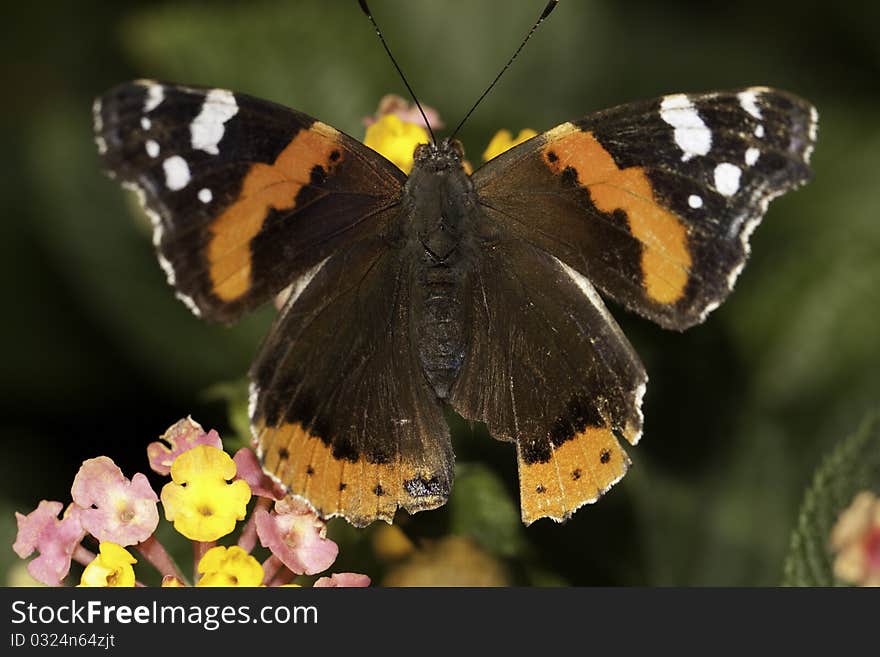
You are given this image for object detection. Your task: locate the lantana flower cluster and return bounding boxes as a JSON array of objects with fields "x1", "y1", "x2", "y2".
[{"x1": 13, "y1": 417, "x2": 369, "y2": 588}]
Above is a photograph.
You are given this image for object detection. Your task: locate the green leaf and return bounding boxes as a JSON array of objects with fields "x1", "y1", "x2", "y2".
[
  {"x1": 783, "y1": 410, "x2": 880, "y2": 586},
  {"x1": 448, "y1": 462, "x2": 526, "y2": 558}
]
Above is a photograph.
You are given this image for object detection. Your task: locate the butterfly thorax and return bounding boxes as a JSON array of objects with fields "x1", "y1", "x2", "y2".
[{"x1": 404, "y1": 139, "x2": 477, "y2": 399}]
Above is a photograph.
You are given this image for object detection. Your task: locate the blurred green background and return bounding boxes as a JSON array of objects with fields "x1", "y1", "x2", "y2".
[{"x1": 2, "y1": 0, "x2": 878, "y2": 586}]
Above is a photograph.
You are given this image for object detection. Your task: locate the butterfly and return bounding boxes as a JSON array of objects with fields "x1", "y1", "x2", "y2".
[{"x1": 93, "y1": 77, "x2": 816, "y2": 526}]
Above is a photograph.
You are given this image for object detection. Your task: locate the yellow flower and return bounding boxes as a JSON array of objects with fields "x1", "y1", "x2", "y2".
[
  {"x1": 161, "y1": 575, "x2": 186, "y2": 587},
  {"x1": 197, "y1": 546, "x2": 264, "y2": 587},
  {"x1": 160, "y1": 445, "x2": 251, "y2": 541},
  {"x1": 79, "y1": 542, "x2": 137, "y2": 587},
  {"x1": 482, "y1": 128, "x2": 538, "y2": 161},
  {"x1": 364, "y1": 114, "x2": 430, "y2": 174}
]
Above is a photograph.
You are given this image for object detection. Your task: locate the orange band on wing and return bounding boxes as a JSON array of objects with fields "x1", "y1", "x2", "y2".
[
  {"x1": 518, "y1": 426, "x2": 629, "y2": 525},
  {"x1": 207, "y1": 122, "x2": 342, "y2": 301},
  {"x1": 255, "y1": 420, "x2": 447, "y2": 527},
  {"x1": 543, "y1": 126, "x2": 692, "y2": 304}
]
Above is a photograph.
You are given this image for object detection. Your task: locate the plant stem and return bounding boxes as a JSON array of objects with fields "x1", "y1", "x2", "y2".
[
  {"x1": 72, "y1": 545, "x2": 96, "y2": 566},
  {"x1": 193, "y1": 540, "x2": 216, "y2": 582},
  {"x1": 238, "y1": 498, "x2": 271, "y2": 553},
  {"x1": 136, "y1": 535, "x2": 186, "y2": 583},
  {"x1": 269, "y1": 565, "x2": 296, "y2": 587},
  {"x1": 261, "y1": 555, "x2": 283, "y2": 585}
]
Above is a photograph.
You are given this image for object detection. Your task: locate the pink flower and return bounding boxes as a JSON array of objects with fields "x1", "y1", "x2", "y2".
[
  {"x1": 233, "y1": 448, "x2": 285, "y2": 500},
  {"x1": 147, "y1": 417, "x2": 223, "y2": 476},
  {"x1": 255, "y1": 498, "x2": 338, "y2": 575},
  {"x1": 313, "y1": 573, "x2": 371, "y2": 588},
  {"x1": 71, "y1": 457, "x2": 159, "y2": 546},
  {"x1": 13, "y1": 501, "x2": 86, "y2": 586},
  {"x1": 362, "y1": 93, "x2": 445, "y2": 131}
]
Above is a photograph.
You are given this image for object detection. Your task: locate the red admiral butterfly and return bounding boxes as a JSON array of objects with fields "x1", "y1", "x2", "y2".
[{"x1": 93, "y1": 2, "x2": 817, "y2": 525}]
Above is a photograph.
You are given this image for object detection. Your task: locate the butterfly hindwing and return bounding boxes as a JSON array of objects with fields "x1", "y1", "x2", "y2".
[
  {"x1": 249, "y1": 237, "x2": 454, "y2": 527},
  {"x1": 449, "y1": 239, "x2": 647, "y2": 524},
  {"x1": 473, "y1": 87, "x2": 817, "y2": 330},
  {"x1": 94, "y1": 80, "x2": 406, "y2": 322}
]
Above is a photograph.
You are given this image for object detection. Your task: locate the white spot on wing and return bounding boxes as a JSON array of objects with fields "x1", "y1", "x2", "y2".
[
  {"x1": 660, "y1": 94, "x2": 712, "y2": 161},
  {"x1": 157, "y1": 252, "x2": 176, "y2": 284},
  {"x1": 698, "y1": 298, "x2": 722, "y2": 323},
  {"x1": 688, "y1": 194, "x2": 703, "y2": 209},
  {"x1": 805, "y1": 105, "x2": 819, "y2": 163},
  {"x1": 92, "y1": 98, "x2": 103, "y2": 132},
  {"x1": 808, "y1": 105, "x2": 819, "y2": 142},
  {"x1": 162, "y1": 155, "x2": 191, "y2": 191},
  {"x1": 145, "y1": 139, "x2": 160, "y2": 158},
  {"x1": 92, "y1": 98, "x2": 107, "y2": 154},
  {"x1": 198, "y1": 187, "x2": 213, "y2": 204},
  {"x1": 714, "y1": 162, "x2": 741, "y2": 197},
  {"x1": 190, "y1": 89, "x2": 238, "y2": 155},
  {"x1": 144, "y1": 84, "x2": 165, "y2": 113},
  {"x1": 175, "y1": 292, "x2": 202, "y2": 317},
  {"x1": 141, "y1": 117, "x2": 151, "y2": 131},
  {"x1": 737, "y1": 89, "x2": 763, "y2": 119},
  {"x1": 745, "y1": 147, "x2": 760, "y2": 166},
  {"x1": 629, "y1": 378, "x2": 648, "y2": 445},
  {"x1": 754, "y1": 124, "x2": 765, "y2": 138}
]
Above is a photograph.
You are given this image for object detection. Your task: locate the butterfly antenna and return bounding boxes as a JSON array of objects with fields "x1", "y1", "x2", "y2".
[
  {"x1": 358, "y1": 0, "x2": 437, "y2": 144},
  {"x1": 449, "y1": 0, "x2": 558, "y2": 141}
]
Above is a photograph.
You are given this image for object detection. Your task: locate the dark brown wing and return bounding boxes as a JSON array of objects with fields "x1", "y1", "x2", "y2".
[
  {"x1": 449, "y1": 239, "x2": 646, "y2": 524},
  {"x1": 249, "y1": 237, "x2": 453, "y2": 527}
]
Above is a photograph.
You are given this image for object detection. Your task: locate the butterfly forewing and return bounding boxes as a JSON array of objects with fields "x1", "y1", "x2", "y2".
[
  {"x1": 94, "y1": 80, "x2": 406, "y2": 323},
  {"x1": 473, "y1": 87, "x2": 817, "y2": 330}
]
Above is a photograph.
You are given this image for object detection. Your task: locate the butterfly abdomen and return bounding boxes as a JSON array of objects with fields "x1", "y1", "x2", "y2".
[
  {"x1": 414, "y1": 257, "x2": 468, "y2": 399},
  {"x1": 405, "y1": 141, "x2": 480, "y2": 399}
]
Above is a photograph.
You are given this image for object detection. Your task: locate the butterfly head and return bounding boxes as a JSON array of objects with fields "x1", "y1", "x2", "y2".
[{"x1": 412, "y1": 138, "x2": 466, "y2": 173}]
